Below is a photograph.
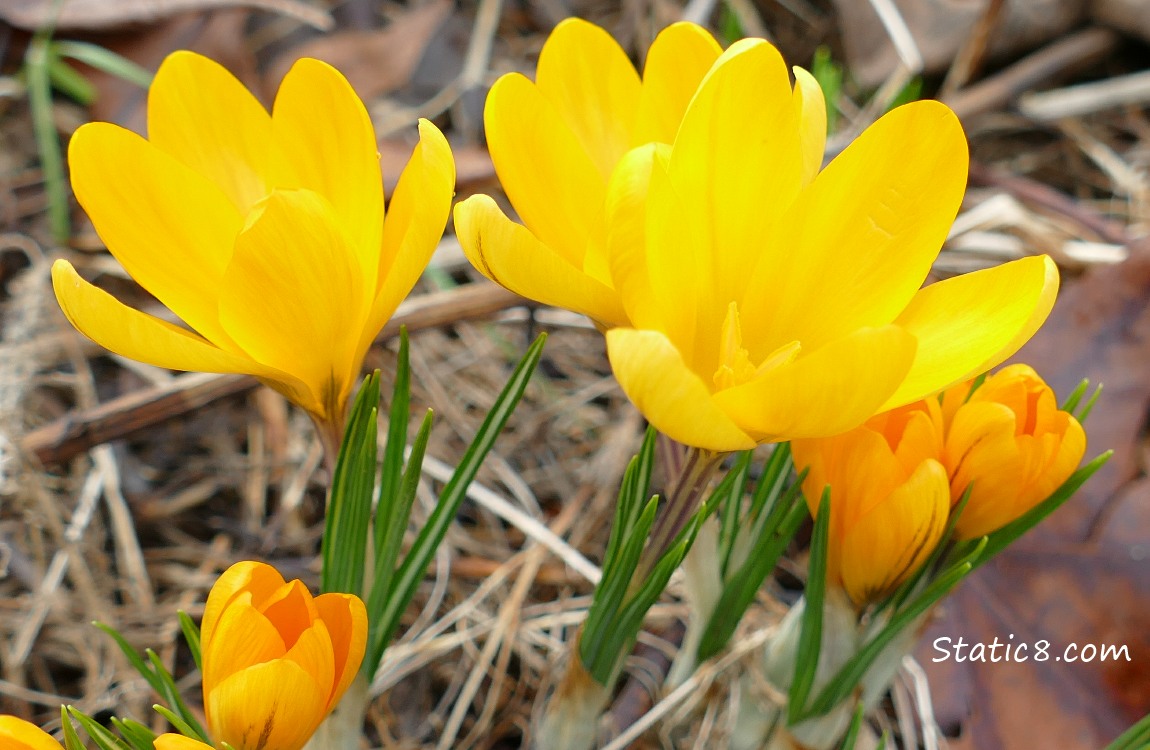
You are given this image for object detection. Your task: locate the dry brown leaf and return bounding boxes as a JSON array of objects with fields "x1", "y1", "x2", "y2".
[
  {"x1": 262, "y1": 0, "x2": 453, "y2": 102},
  {"x1": 0, "y1": 0, "x2": 331, "y2": 31}
]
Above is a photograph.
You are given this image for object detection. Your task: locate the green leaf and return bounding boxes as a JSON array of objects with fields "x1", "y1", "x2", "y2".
[
  {"x1": 697, "y1": 479, "x2": 807, "y2": 661},
  {"x1": 364, "y1": 407, "x2": 433, "y2": 676},
  {"x1": 66, "y1": 707, "x2": 131, "y2": 750},
  {"x1": 1060, "y1": 378, "x2": 1090, "y2": 413},
  {"x1": 839, "y1": 704, "x2": 865, "y2": 750},
  {"x1": 1077, "y1": 383, "x2": 1103, "y2": 422},
  {"x1": 52, "y1": 40, "x2": 153, "y2": 89},
  {"x1": 61, "y1": 706, "x2": 85, "y2": 750},
  {"x1": 110, "y1": 718, "x2": 154, "y2": 750},
  {"x1": 788, "y1": 488, "x2": 830, "y2": 724},
  {"x1": 322, "y1": 371, "x2": 381, "y2": 595},
  {"x1": 177, "y1": 611, "x2": 202, "y2": 671},
  {"x1": 47, "y1": 52, "x2": 95, "y2": 104},
  {"x1": 24, "y1": 36, "x2": 70, "y2": 242},
  {"x1": 367, "y1": 334, "x2": 546, "y2": 668},
  {"x1": 153, "y1": 704, "x2": 204, "y2": 742},
  {"x1": 95, "y1": 622, "x2": 165, "y2": 696},
  {"x1": 717, "y1": 451, "x2": 753, "y2": 576},
  {"x1": 377, "y1": 328, "x2": 412, "y2": 558},
  {"x1": 145, "y1": 649, "x2": 208, "y2": 741},
  {"x1": 1104, "y1": 710, "x2": 1150, "y2": 750}
]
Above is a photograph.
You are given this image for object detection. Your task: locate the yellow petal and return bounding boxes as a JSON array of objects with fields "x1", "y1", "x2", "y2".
[
  {"x1": 51, "y1": 261, "x2": 308, "y2": 401},
  {"x1": 712, "y1": 326, "x2": 916, "y2": 442},
  {"x1": 67, "y1": 122, "x2": 243, "y2": 348},
  {"x1": 272, "y1": 57, "x2": 384, "y2": 285},
  {"x1": 259, "y1": 578, "x2": 320, "y2": 648},
  {"x1": 883, "y1": 255, "x2": 1059, "y2": 409},
  {"x1": 841, "y1": 458, "x2": 949, "y2": 604},
  {"x1": 484, "y1": 73, "x2": 605, "y2": 269},
  {"x1": 535, "y1": 18, "x2": 641, "y2": 176},
  {"x1": 370, "y1": 119, "x2": 456, "y2": 340},
  {"x1": 153, "y1": 735, "x2": 214, "y2": 750},
  {"x1": 741, "y1": 100, "x2": 967, "y2": 356},
  {"x1": 606, "y1": 328, "x2": 755, "y2": 452},
  {"x1": 208, "y1": 660, "x2": 327, "y2": 750},
  {"x1": 792, "y1": 66, "x2": 827, "y2": 186},
  {"x1": 634, "y1": 22, "x2": 722, "y2": 144},
  {"x1": 604, "y1": 144, "x2": 666, "y2": 328},
  {"x1": 218, "y1": 190, "x2": 370, "y2": 421},
  {"x1": 202, "y1": 561, "x2": 287, "y2": 646},
  {"x1": 202, "y1": 594, "x2": 286, "y2": 700},
  {"x1": 455, "y1": 195, "x2": 628, "y2": 327},
  {"x1": 314, "y1": 593, "x2": 368, "y2": 707},
  {"x1": 147, "y1": 50, "x2": 275, "y2": 213},
  {"x1": 669, "y1": 39, "x2": 803, "y2": 317},
  {"x1": 0, "y1": 716, "x2": 63, "y2": 750}
]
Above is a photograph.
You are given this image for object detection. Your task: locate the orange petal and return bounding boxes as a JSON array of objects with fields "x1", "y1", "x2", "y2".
[
  {"x1": 153, "y1": 735, "x2": 214, "y2": 750},
  {"x1": 202, "y1": 594, "x2": 286, "y2": 701},
  {"x1": 314, "y1": 593, "x2": 369, "y2": 706},
  {"x1": 201, "y1": 562, "x2": 287, "y2": 646},
  {"x1": 208, "y1": 660, "x2": 327, "y2": 750}
]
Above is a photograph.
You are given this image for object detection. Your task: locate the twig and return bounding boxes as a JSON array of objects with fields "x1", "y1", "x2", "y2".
[
  {"x1": 22, "y1": 282, "x2": 528, "y2": 465},
  {"x1": 1021, "y1": 69, "x2": 1150, "y2": 121},
  {"x1": 944, "y1": 27, "x2": 1120, "y2": 122},
  {"x1": 938, "y1": 0, "x2": 1006, "y2": 99}
]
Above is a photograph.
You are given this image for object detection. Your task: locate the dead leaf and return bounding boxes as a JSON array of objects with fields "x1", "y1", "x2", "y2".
[
  {"x1": 0, "y1": 0, "x2": 331, "y2": 31},
  {"x1": 262, "y1": 0, "x2": 453, "y2": 102}
]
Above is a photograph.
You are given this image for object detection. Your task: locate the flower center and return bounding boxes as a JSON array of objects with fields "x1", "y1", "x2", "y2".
[{"x1": 712, "y1": 301, "x2": 801, "y2": 390}]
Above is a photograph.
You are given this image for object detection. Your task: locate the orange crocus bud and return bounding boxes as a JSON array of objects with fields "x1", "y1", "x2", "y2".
[
  {"x1": 197, "y1": 561, "x2": 367, "y2": 750},
  {"x1": 945, "y1": 364, "x2": 1087, "y2": 540},
  {"x1": 0, "y1": 716, "x2": 63, "y2": 750},
  {"x1": 792, "y1": 402, "x2": 950, "y2": 606}
]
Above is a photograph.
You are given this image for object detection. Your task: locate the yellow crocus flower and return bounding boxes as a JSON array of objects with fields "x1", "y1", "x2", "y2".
[
  {"x1": 0, "y1": 716, "x2": 63, "y2": 750},
  {"x1": 168, "y1": 561, "x2": 368, "y2": 750},
  {"x1": 457, "y1": 23, "x2": 1057, "y2": 452},
  {"x1": 792, "y1": 403, "x2": 950, "y2": 605},
  {"x1": 944, "y1": 364, "x2": 1086, "y2": 540},
  {"x1": 53, "y1": 51, "x2": 455, "y2": 435}
]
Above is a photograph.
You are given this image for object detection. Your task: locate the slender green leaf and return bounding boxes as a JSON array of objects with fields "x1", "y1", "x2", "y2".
[
  {"x1": 839, "y1": 704, "x2": 865, "y2": 750},
  {"x1": 25, "y1": 36, "x2": 70, "y2": 242},
  {"x1": 95, "y1": 622, "x2": 165, "y2": 696},
  {"x1": 47, "y1": 53, "x2": 95, "y2": 104},
  {"x1": 145, "y1": 649, "x2": 207, "y2": 740},
  {"x1": 53, "y1": 40, "x2": 153, "y2": 88},
  {"x1": 1078, "y1": 383, "x2": 1103, "y2": 422},
  {"x1": 697, "y1": 482, "x2": 807, "y2": 661},
  {"x1": 1060, "y1": 379, "x2": 1090, "y2": 413},
  {"x1": 177, "y1": 611, "x2": 201, "y2": 671},
  {"x1": 377, "y1": 329, "x2": 412, "y2": 558},
  {"x1": 111, "y1": 718, "x2": 154, "y2": 750},
  {"x1": 364, "y1": 408, "x2": 433, "y2": 674},
  {"x1": 718, "y1": 451, "x2": 753, "y2": 575},
  {"x1": 369, "y1": 334, "x2": 546, "y2": 665},
  {"x1": 788, "y1": 489, "x2": 830, "y2": 724},
  {"x1": 1104, "y1": 711, "x2": 1150, "y2": 750},
  {"x1": 61, "y1": 707, "x2": 85, "y2": 750},
  {"x1": 322, "y1": 371, "x2": 380, "y2": 595},
  {"x1": 152, "y1": 705, "x2": 204, "y2": 742},
  {"x1": 67, "y1": 707, "x2": 131, "y2": 750}
]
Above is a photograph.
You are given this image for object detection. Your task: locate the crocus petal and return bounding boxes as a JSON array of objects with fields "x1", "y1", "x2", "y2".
[
  {"x1": 712, "y1": 326, "x2": 917, "y2": 442},
  {"x1": 604, "y1": 143, "x2": 666, "y2": 327},
  {"x1": 259, "y1": 579, "x2": 320, "y2": 649},
  {"x1": 147, "y1": 51, "x2": 275, "y2": 213},
  {"x1": 741, "y1": 100, "x2": 967, "y2": 356},
  {"x1": 218, "y1": 190, "x2": 370, "y2": 420},
  {"x1": 272, "y1": 57, "x2": 384, "y2": 283},
  {"x1": 454, "y1": 195, "x2": 628, "y2": 327},
  {"x1": 202, "y1": 594, "x2": 286, "y2": 699},
  {"x1": 841, "y1": 458, "x2": 949, "y2": 603},
  {"x1": 67, "y1": 123, "x2": 243, "y2": 348},
  {"x1": 371, "y1": 119, "x2": 456, "y2": 339},
  {"x1": 792, "y1": 66, "x2": 827, "y2": 186},
  {"x1": 535, "y1": 18, "x2": 641, "y2": 176},
  {"x1": 313, "y1": 593, "x2": 369, "y2": 706},
  {"x1": 154, "y1": 735, "x2": 214, "y2": 750},
  {"x1": 280, "y1": 621, "x2": 336, "y2": 708},
  {"x1": 0, "y1": 716, "x2": 63, "y2": 750},
  {"x1": 669, "y1": 39, "x2": 803, "y2": 315},
  {"x1": 51, "y1": 262, "x2": 308, "y2": 402},
  {"x1": 883, "y1": 254, "x2": 1059, "y2": 409},
  {"x1": 485, "y1": 73, "x2": 605, "y2": 269},
  {"x1": 606, "y1": 328, "x2": 756, "y2": 452},
  {"x1": 201, "y1": 561, "x2": 287, "y2": 646},
  {"x1": 634, "y1": 22, "x2": 722, "y2": 144},
  {"x1": 208, "y1": 660, "x2": 327, "y2": 750}
]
